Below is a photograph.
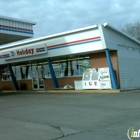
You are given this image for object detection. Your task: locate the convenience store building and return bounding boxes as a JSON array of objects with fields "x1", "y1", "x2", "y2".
[{"x1": 0, "y1": 16, "x2": 140, "y2": 90}]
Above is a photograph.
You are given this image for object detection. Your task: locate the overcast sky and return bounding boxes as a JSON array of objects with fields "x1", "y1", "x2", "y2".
[{"x1": 0, "y1": 0, "x2": 139, "y2": 38}]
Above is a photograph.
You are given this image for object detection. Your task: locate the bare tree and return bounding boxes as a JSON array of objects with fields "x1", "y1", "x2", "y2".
[{"x1": 122, "y1": 21, "x2": 140, "y2": 41}]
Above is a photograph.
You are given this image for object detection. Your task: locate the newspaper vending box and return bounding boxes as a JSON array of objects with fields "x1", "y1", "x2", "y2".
[{"x1": 98, "y1": 67, "x2": 112, "y2": 89}]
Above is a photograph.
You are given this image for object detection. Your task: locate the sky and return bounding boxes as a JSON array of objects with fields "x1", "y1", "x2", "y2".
[{"x1": 0, "y1": 0, "x2": 140, "y2": 38}]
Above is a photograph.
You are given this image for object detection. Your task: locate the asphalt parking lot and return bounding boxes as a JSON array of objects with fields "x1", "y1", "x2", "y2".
[{"x1": 0, "y1": 90, "x2": 140, "y2": 140}]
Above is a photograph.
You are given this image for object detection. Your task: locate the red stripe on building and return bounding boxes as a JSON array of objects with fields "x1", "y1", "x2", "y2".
[
  {"x1": 47, "y1": 36, "x2": 100, "y2": 48},
  {"x1": 0, "y1": 24, "x2": 33, "y2": 32},
  {"x1": 36, "y1": 47, "x2": 45, "y2": 50},
  {"x1": 3, "y1": 54, "x2": 9, "y2": 57}
]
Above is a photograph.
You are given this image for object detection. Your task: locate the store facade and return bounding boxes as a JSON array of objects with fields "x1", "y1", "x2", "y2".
[{"x1": 0, "y1": 22, "x2": 140, "y2": 90}]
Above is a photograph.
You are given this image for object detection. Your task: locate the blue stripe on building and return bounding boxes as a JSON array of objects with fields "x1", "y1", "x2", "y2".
[{"x1": 0, "y1": 27, "x2": 33, "y2": 34}]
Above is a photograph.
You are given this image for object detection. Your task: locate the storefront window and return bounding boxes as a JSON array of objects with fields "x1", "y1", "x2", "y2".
[
  {"x1": 1, "y1": 56, "x2": 90, "y2": 81},
  {"x1": 20, "y1": 65, "x2": 32, "y2": 80},
  {"x1": 15, "y1": 66, "x2": 21, "y2": 80},
  {"x1": 38, "y1": 64, "x2": 44, "y2": 79},
  {"x1": 53, "y1": 63, "x2": 63, "y2": 77},
  {"x1": 71, "y1": 60, "x2": 79, "y2": 75},
  {"x1": 61, "y1": 62, "x2": 66, "y2": 77},
  {"x1": 44, "y1": 62, "x2": 65, "y2": 78},
  {"x1": 28, "y1": 66, "x2": 32, "y2": 79},
  {"x1": 48, "y1": 57, "x2": 90, "y2": 77},
  {"x1": 79, "y1": 59, "x2": 90, "y2": 74},
  {"x1": 44, "y1": 64, "x2": 50, "y2": 78},
  {"x1": 71, "y1": 58, "x2": 90, "y2": 76},
  {"x1": 2, "y1": 67, "x2": 11, "y2": 81}
]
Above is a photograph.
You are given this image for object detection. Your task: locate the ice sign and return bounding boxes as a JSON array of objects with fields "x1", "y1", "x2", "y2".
[{"x1": 82, "y1": 67, "x2": 112, "y2": 89}]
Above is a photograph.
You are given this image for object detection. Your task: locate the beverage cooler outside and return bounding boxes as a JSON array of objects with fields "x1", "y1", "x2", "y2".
[{"x1": 74, "y1": 67, "x2": 112, "y2": 90}]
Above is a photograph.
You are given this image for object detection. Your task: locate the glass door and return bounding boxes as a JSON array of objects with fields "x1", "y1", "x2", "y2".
[
  {"x1": 32, "y1": 65, "x2": 39, "y2": 90},
  {"x1": 32, "y1": 64, "x2": 45, "y2": 90},
  {"x1": 38, "y1": 65, "x2": 45, "y2": 90}
]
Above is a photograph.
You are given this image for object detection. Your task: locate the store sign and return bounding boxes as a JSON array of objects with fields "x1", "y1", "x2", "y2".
[
  {"x1": 84, "y1": 81, "x2": 97, "y2": 86},
  {"x1": 83, "y1": 81, "x2": 100, "y2": 89},
  {"x1": 16, "y1": 48, "x2": 34, "y2": 56},
  {"x1": 4, "y1": 43, "x2": 47, "y2": 60},
  {"x1": 11, "y1": 51, "x2": 15, "y2": 57}
]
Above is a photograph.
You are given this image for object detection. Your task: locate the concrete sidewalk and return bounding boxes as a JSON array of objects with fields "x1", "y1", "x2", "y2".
[{"x1": 0, "y1": 90, "x2": 140, "y2": 140}]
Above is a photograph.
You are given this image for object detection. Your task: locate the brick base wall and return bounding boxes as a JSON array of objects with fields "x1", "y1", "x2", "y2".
[
  {"x1": 0, "y1": 76, "x2": 82, "y2": 90},
  {"x1": 44, "y1": 76, "x2": 82, "y2": 90},
  {"x1": 90, "y1": 51, "x2": 120, "y2": 87}
]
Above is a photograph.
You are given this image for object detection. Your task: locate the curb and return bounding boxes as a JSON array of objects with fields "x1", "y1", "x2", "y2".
[
  {"x1": 1, "y1": 88, "x2": 140, "y2": 94},
  {"x1": 1, "y1": 89, "x2": 120, "y2": 93},
  {"x1": 36, "y1": 89, "x2": 120, "y2": 93}
]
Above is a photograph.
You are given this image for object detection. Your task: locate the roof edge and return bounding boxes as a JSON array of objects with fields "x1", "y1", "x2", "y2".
[
  {"x1": 0, "y1": 24, "x2": 98, "y2": 49},
  {"x1": 0, "y1": 15, "x2": 36, "y2": 25},
  {"x1": 103, "y1": 23, "x2": 140, "y2": 45}
]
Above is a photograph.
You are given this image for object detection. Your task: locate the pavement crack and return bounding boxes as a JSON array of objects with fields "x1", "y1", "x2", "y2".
[
  {"x1": 63, "y1": 130, "x2": 84, "y2": 137},
  {"x1": 51, "y1": 126, "x2": 64, "y2": 138},
  {"x1": 58, "y1": 127, "x2": 65, "y2": 137},
  {"x1": 50, "y1": 125, "x2": 84, "y2": 140},
  {"x1": 52, "y1": 131, "x2": 84, "y2": 140}
]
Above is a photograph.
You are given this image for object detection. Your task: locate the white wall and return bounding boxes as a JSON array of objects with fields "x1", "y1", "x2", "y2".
[
  {"x1": 102, "y1": 25, "x2": 140, "y2": 50},
  {"x1": 0, "y1": 27, "x2": 103, "y2": 65},
  {"x1": 46, "y1": 28, "x2": 102, "y2": 57},
  {"x1": 118, "y1": 46, "x2": 140, "y2": 89},
  {"x1": 102, "y1": 25, "x2": 140, "y2": 89}
]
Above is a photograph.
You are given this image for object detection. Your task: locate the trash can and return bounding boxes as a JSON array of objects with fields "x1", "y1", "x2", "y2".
[{"x1": 20, "y1": 83, "x2": 27, "y2": 90}]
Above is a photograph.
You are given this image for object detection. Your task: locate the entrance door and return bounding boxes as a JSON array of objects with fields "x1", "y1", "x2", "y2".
[{"x1": 32, "y1": 65, "x2": 45, "y2": 90}]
